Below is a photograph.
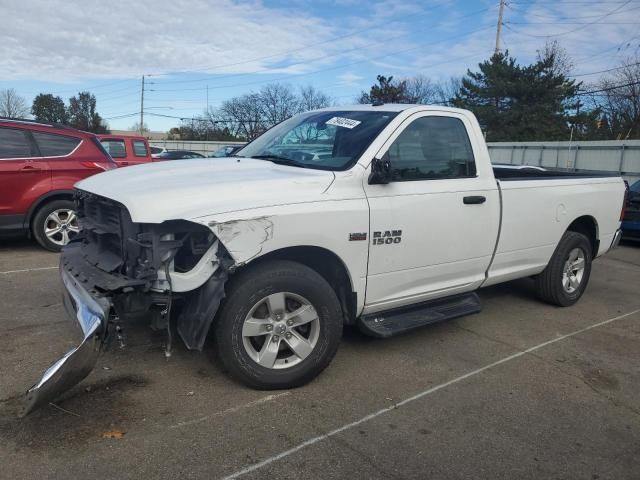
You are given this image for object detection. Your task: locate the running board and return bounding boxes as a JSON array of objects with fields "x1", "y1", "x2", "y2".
[{"x1": 358, "y1": 292, "x2": 481, "y2": 338}]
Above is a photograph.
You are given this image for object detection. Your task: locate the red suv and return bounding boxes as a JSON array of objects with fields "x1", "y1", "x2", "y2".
[
  {"x1": 0, "y1": 118, "x2": 116, "y2": 251},
  {"x1": 97, "y1": 134, "x2": 153, "y2": 167}
]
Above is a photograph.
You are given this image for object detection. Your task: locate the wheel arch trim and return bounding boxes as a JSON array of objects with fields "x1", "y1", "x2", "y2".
[{"x1": 24, "y1": 190, "x2": 75, "y2": 229}]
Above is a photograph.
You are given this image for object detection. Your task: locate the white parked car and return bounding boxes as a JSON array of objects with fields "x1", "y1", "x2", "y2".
[
  {"x1": 23, "y1": 104, "x2": 626, "y2": 414},
  {"x1": 149, "y1": 145, "x2": 168, "y2": 158}
]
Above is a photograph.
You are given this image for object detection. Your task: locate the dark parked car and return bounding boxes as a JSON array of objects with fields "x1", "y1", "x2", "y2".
[
  {"x1": 622, "y1": 179, "x2": 640, "y2": 241},
  {"x1": 157, "y1": 150, "x2": 205, "y2": 160},
  {"x1": 0, "y1": 118, "x2": 116, "y2": 251},
  {"x1": 208, "y1": 145, "x2": 244, "y2": 157}
]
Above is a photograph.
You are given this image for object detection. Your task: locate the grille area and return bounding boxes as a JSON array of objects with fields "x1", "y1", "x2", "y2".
[{"x1": 75, "y1": 190, "x2": 131, "y2": 273}]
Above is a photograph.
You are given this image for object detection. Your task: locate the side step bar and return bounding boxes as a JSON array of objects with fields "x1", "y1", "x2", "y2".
[{"x1": 358, "y1": 292, "x2": 481, "y2": 338}]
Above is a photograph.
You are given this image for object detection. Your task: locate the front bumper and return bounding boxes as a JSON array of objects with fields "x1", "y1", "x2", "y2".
[{"x1": 21, "y1": 266, "x2": 111, "y2": 416}]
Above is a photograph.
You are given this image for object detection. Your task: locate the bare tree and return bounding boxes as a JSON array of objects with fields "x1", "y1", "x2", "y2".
[
  {"x1": 259, "y1": 83, "x2": 299, "y2": 125},
  {"x1": 589, "y1": 56, "x2": 640, "y2": 139},
  {"x1": 536, "y1": 40, "x2": 573, "y2": 77},
  {"x1": 0, "y1": 88, "x2": 29, "y2": 118},
  {"x1": 297, "y1": 85, "x2": 331, "y2": 112},
  {"x1": 433, "y1": 77, "x2": 462, "y2": 106},
  {"x1": 403, "y1": 75, "x2": 437, "y2": 104},
  {"x1": 219, "y1": 93, "x2": 266, "y2": 140},
  {"x1": 129, "y1": 121, "x2": 150, "y2": 133}
]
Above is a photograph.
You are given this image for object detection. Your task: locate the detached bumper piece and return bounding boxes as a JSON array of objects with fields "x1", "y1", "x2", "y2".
[{"x1": 21, "y1": 268, "x2": 111, "y2": 416}]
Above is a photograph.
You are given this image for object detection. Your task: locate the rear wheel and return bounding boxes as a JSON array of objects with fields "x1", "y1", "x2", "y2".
[
  {"x1": 214, "y1": 260, "x2": 343, "y2": 389},
  {"x1": 32, "y1": 199, "x2": 79, "y2": 252},
  {"x1": 535, "y1": 231, "x2": 592, "y2": 307}
]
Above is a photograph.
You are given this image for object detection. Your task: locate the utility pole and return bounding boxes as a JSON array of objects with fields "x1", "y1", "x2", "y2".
[
  {"x1": 494, "y1": 0, "x2": 505, "y2": 56},
  {"x1": 140, "y1": 75, "x2": 145, "y2": 135},
  {"x1": 205, "y1": 85, "x2": 209, "y2": 142}
]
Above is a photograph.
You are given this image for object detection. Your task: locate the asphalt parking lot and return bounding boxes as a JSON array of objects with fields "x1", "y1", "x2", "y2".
[{"x1": 0, "y1": 239, "x2": 639, "y2": 480}]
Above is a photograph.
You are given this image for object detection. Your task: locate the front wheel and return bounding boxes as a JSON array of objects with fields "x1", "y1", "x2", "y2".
[
  {"x1": 535, "y1": 231, "x2": 593, "y2": 307},
  {"x1": 214, "y1": 260, "x2": 343, "y2": 389}
]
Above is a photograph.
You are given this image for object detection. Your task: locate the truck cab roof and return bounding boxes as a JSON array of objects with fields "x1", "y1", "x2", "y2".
[{"x1": 312, "y1": 103, "x2": 471, "y2": 115}]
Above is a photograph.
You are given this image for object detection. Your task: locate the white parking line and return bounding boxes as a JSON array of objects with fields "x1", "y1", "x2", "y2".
[
  {"x1": 0, "y1": 266, "x2": 58, "y2": 275},
  {"x1": 222, "y1": 308, "x2": 640, "y2": 480},
  {"x1": 169, "y1": 392, "x2": 290, "y2": 429}
]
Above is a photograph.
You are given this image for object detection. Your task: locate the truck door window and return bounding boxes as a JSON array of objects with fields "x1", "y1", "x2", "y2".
[
  {"x1": 132, "y1": 140, "x2": 148, "y2": 156},
  {"x1": 100, "y1": 139, "x2": 127, "y2": 158},
  {"x1": 388, "y1": 116, "x2": 476, "y2": 181}
]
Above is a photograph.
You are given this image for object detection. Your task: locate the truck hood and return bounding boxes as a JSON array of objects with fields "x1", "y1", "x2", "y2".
[{"x1": 75, "y1": 158, "x2": 335, "y2": 223}]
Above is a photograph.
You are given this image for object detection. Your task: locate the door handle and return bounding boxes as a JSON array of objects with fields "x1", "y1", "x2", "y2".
[
  {"x1": 463, "y1": 196, "x2": 486, "y2": 205},
  {"x1": 120, "y1": 161, "x2": 129, "y2": 166},
  {"x1": 20, "y1": 165, "x2": 42, "y2": 172}
]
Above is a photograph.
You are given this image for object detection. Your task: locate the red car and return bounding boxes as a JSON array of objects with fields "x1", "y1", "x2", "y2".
[
  {"x1": 97, "y1": 134, "x2": 153, "y2": 167},
  {"x1": 0, "y1": 118, "x2": 117, "y2": 251}
]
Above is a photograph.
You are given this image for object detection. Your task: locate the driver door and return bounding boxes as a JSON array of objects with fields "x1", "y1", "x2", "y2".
[{"x1": 363, "y1": 111, "x2": 500, "y2": 313}]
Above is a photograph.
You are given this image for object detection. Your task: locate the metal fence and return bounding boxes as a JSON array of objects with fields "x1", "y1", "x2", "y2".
[
  {"x1": 149, "y1": 140, "x2": 245, "y2": 156},
  {"x1": 487, "y1": 140, "x2": 640, "y2": 183},
  {"x1": 149, "y1": 139, "x2": 640, "y2": 184}
]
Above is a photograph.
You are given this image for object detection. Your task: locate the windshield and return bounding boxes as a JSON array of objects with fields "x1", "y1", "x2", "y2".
[{"x1": 236, "y1": 110, "x2": 398, "y2": 170}]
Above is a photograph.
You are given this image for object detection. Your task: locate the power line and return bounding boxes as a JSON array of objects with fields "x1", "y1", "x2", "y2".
[
  {"x1": 147, "y1": 26, "x2": 494, "y2": 95},
  {"x1": 509, "y1": 21, "x2": 640, "y2": 24},
  {"x1": 150, "y1": 6, "x2": 491, "y2": 88},
  {"x1": 145, "y1": 0, "x2": 457, "y2": 78},
  {"x1": 15, "y1": 2, "x2": 455, "y2": 98},
  {"x1": 509, "y1": 1, "x2": 640, "y2": 3},
  {"x1": 571, "y1": 61, "x2": 640, "y2": 77},
  {"x1": 103, "y1": 112, "x2": 139, "y2": 120},
  {"x1": 504, "y1": 0, "x2": 633, "y2": 37},
  {"x1": 577, "y1": 80, "x2": 640, "y2": 95},
  {"x1": 144, "y1": 112, "x2": 262, "y2": 123},
  {"x1": 507, "y1": 2, "x2": 640, "y2": 19}
]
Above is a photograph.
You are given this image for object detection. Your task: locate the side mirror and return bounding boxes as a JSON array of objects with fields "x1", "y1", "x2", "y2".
[{"x1": 368, "y1": 155, "x2": 392, "y2": 185}]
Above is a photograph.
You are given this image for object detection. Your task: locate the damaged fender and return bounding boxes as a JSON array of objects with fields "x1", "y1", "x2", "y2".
[{"x1": 208, "y1": 216, "x2": 274, "y2": 265}]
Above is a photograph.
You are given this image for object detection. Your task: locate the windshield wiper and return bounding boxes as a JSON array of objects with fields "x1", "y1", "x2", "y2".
[{"x1": 250, "y1": 155, "x2": 308, "y2": 168}]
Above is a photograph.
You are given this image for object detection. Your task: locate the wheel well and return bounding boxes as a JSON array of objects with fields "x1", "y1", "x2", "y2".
[
  {"x1": 238, "y1": 246, "x2": 357, "y2": 325},
  {"x1": 567, "y1": 216, "x2": 599, "y2": 255},
  {"x1": 26, "y1": 191, "x2": 75, "y2": 228}
]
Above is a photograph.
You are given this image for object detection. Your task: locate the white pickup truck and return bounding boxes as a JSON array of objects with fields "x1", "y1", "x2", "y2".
[{"x1": 23, "y1": 104, "x2": 626, "y2": 415}]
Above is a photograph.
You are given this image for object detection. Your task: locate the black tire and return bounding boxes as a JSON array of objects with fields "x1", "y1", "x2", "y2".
[
  {"x1": 31, "y1": 199, "x2": 78, "y2": 252},
  {"x1": 535, "y1": 231, "x2": 593, "y2": 307},
  {"x1": 214, "y1": 260, "x2": 343, "y2": 389}
]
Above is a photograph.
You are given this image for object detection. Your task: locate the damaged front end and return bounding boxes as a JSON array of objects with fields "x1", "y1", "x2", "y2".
[{"x1": 23, "y1": 190, "x2": 231, "y2": 416}]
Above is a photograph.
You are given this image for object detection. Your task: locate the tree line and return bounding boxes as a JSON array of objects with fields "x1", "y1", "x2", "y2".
[
  {"x1": 0, "y1": 89, "x2": 108, "y2": 133},
  {"x1": 357, "y1": 42, "x2": 639, "y2": 142},
  {"x1": 170, "y1": 84, "x2": 332, "y2": 141}
]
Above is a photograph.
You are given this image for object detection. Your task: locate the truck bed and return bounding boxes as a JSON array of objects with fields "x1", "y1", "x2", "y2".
[{"x1": 493, "y1": 164, "x2": 619, "y2": 181}]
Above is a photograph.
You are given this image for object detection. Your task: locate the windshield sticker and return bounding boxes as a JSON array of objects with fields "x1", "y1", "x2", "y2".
[{"x1": 326, "y1": 117, "x2": 362, "y2": 129}]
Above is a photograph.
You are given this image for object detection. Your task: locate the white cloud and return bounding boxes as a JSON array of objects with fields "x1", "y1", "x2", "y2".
[
  {"x1": 0, "y1": 0, "x2": 351, "y2": 81},
  {"x1": 336, "y1": 72, "x2": 365, "y2": 85}
]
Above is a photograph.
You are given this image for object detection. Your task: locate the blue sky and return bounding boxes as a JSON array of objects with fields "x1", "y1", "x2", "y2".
[{"x1": 1, "y1": 0, "x2": 639, "y2": 131}]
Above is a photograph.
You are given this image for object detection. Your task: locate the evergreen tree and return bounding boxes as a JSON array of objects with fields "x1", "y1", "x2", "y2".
[
  {"x1": 453, "y1": 52, "x2": 581, "y2": 141},
  {"x1": 358, "y1": 75, "x2": 410, "y2": 104},
  {"x1": 67, "y1": 91, "x2": 108, "y2": 133},
  {"x1": 31, "y1": 94, "x2": 67, "y2": 124}
]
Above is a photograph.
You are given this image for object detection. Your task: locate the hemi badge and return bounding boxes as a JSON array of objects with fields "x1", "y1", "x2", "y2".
[{"x1": 349, "y1": 232, "x2": 367, "y2": 241}]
